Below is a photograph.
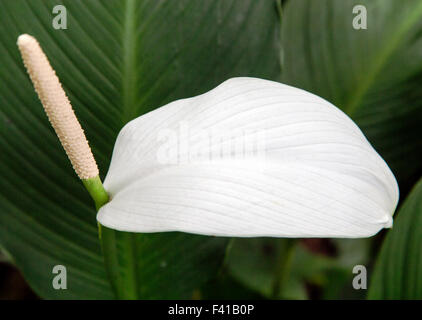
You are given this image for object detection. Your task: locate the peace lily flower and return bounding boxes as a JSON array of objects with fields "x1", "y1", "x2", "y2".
[{"x1": 18, "y1": 34, "x2": 399, "y2": 239}]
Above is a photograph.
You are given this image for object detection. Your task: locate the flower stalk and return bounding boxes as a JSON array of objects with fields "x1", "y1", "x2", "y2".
[{"x1": 83, "y1": 176, "x2": 110, "y2": 211}]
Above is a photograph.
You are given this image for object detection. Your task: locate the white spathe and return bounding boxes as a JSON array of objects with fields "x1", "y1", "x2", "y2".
[{"x1": 97, "y1": 77, "x2": 399, "y2": 238}]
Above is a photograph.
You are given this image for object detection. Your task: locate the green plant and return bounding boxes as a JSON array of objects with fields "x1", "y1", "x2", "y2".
[{"x1": 0, "y1": 0, "x2": 421, "y2": 300}]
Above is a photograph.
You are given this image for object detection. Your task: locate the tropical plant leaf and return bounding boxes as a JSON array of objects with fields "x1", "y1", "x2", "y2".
[
  {"x1": 368, "y1": 177, "x2": 422, "y2": 299},
  {"x1": 101, "y1": 227, "x2": 229, "y2": 299},
  {"x1": 281, "y1": 0, "x2": 422, "y2": 194},
  {"x1": 0, "y1": 0, "x2": 281, "y2": 299}
]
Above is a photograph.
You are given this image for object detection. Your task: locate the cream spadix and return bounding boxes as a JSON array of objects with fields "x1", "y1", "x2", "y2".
[
  {"x1": 17, "y1": 34, "x2": 98, "y2": 180},
  {"x1": 97, "y1": 77, "x2": 399, "y2": 238}
]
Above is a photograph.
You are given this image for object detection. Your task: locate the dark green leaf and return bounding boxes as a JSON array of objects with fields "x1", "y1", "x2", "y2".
[
  {"x1": 101, "y1": 228, "x2": 229, "y2": 299},
  {"x1": 368, "y1": 177, "x2": 422, "y2": 299},
  {"x1": 281, "y1": 0, "x2": 422, "y2": 194}
]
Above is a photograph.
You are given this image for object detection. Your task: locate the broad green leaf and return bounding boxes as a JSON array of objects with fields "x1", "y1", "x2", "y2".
[
  {"x1": 281, "y1": 0, "x2": 422, "y2": 194},
  {"x1": 368, "y1": 177, "x2": 422, "y2": 299},
  {"x1": 101, "y1": 227, "x2": 229, "y2": 299},
  {"x1": 0, "y1": 0, "x2": 281, "y2": 299}
]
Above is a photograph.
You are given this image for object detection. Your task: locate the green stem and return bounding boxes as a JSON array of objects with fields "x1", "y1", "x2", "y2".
[
  {"x1": 82, "y1": 175, "x2": 109, "y2": 211},
  {"x1": 82, "y1": 175, "x2": 138, "y2": 299},
  {"x1": 271, "y1": 238, "x2": 297, "y2": 299}
]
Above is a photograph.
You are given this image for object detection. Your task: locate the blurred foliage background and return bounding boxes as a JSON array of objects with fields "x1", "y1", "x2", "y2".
[{"x1": 0, "y1": 0, "x2": 421, "y2": 299}]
